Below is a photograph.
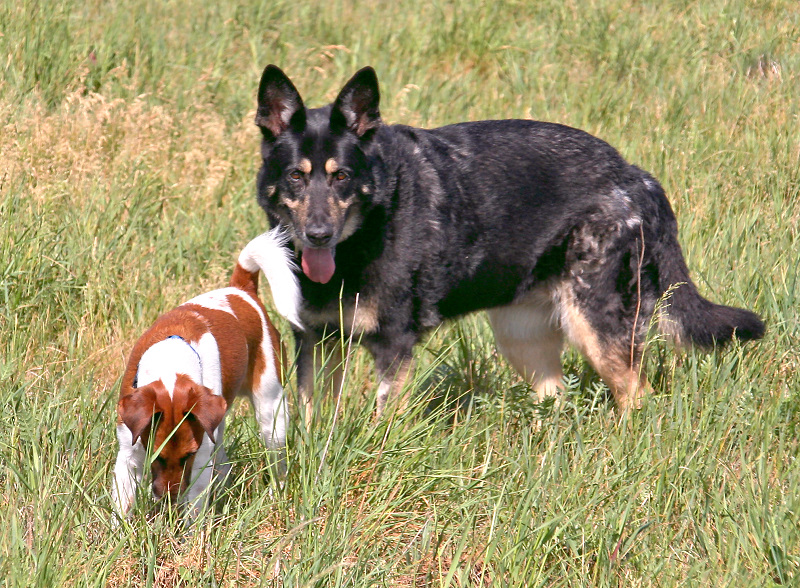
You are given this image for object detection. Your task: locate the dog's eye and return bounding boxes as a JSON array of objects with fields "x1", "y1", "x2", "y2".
[
  {"x1": 334, "y1": 170, "x2": 349, "y2": 182},
  {"x1": 288, "y1": 170, "x2": 303, "y2": 182},
  {"x1": 179, "y1": 452, "x2": 197, "y2": 466}
]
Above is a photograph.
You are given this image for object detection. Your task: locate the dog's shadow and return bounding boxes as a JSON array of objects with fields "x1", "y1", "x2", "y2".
[
  {"x1": 415, "y1": 350, "x2": 624, "y2": 426},
  {"x1": 415, "y1": 360, "x2": 544, "y2": 424}
]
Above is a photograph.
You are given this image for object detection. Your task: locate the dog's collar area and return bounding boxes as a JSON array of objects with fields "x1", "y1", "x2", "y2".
[{"x1": 132, "y1": 335, "x2": 202, "y2": 389}]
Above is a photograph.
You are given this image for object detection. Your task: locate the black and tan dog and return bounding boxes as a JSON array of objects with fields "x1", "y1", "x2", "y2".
[{"x1": 254, "y1": 65, "x2": 764, "y2": 418}]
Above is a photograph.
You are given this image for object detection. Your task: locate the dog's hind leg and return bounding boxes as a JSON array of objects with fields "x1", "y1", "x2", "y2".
[
  {"x1": 557, "y1": 289, "x2": 652, "y2": 411},
  {"x1": 250, "y1": 359, "x2": 289, "y2": 477},
  {"x1": 295, "y1": 330, "x2": 320, "y2": 426},
  {"x1": 488, "y1": 289, "x2": 565, "y2": 403}
]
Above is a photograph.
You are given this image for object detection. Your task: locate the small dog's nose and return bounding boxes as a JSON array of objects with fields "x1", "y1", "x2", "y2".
[
  {"x1": 305, "y1": 225, "x2": 333, "y2": 247},
  {"x1": 152, "y1": 481, "x2": 180, "y2": 502}
]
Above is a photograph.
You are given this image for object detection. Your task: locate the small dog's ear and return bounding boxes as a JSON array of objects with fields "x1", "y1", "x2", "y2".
[
  {"x1": 119, "y1": 385, "x2": 160, "y2": 445},
  {"x1": 255, "y1": 65, "x2": 305, "y2": 141},
  {"x1": 186, "y1": 386, "x2": 227, "y2": 444},
  {"x1": 331, "y1": 66, "x2": 381, "y2": 138}
]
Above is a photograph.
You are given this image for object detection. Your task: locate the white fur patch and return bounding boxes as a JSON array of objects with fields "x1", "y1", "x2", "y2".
[
  {"x1": 377, "y1": 378, "x2": 392, "y2": 405},
  {"x1": 340, "y1": 213, "x2": 362, "y2": 242},
  {"x1": 487, "y1": 288, "x2": 558, "y2": 341},
  {"x1": 612, "y1": 187, "x2": 632, "y2": 206},
  {"x1": 185, "y1": 289, "x2": 236, "y2": 315},
  {"x1": 238, "y1": 228, "x2": 304, "y2": 330},
  {"x1": 625, "y1": 215, "x2": 642, "y2": 229},
  {"x1": 192, "y1": 331, "x2": 223, "y2": 396},
  {"x1": 137, "y1": 337, "x2": 203, "y2": 394}
]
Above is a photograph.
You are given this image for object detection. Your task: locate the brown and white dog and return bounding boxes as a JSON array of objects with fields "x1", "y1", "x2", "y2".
[{"x1": 112, "y1": 228, "x2": 302, "y2": 520}]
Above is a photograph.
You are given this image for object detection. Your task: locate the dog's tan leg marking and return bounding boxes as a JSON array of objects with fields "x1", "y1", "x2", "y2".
[
  {"x1": 322, "y1": 337, "x2": 345, "y2": 401},
  {"x1": 296, "y1": 335, "x2": 316, "y2": 427},
  {"x1": 488, "y1": 290, "x2": 564, "y2": 403},
  {"x1": 347, "y1": 301, "x2": 379, "y2": 336},
  {"x1": 558, "y1": 293, "x2": 651, "y2": 411},
  {"x1": 376, "y1": 357, "x2": 414, "y2": 419},
  {"x1": 306, "y1": 299, "x2": 380, "y2": 336}
]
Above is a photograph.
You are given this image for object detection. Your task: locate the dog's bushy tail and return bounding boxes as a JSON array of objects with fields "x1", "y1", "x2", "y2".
[
  {"x1": 232, "y1": 228, "x2": 304, "y2": 330},
  {"x1": 654, "y1": 228, "x2": 764, "y2": 350}
]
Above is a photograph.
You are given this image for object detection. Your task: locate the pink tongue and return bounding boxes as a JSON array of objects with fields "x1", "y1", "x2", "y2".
[{"x1": 301, "y1": 247, "x2": 335, "y2": 284}]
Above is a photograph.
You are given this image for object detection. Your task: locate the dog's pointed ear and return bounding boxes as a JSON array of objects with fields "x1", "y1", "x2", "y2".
[
  {"x1": 119, "y1": 385, "x2": 160, "y2": 445},
  {"x1": 331, "y1": 66, "x2": 381, "y2": 138},
  {"x1": 185, "y1": 385, "x2": 227, "y2": 444},
  {"x1": 255, "y1": 65, "x2": 305, "y2": 141}
]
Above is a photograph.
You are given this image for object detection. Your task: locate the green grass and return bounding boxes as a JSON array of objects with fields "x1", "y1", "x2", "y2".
[{"x1": 1, "y1": 0, "x2": 799, "y2": 585}]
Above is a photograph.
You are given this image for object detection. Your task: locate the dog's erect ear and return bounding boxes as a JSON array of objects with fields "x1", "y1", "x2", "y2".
[
  {"x1": 185, "y1": 385, "x2": 227, "y2": 444},
  {"x1": 331, "y1": 66, "x2": 381, "y2": 138},
  {"x1": 255, "y1": 65, "x2": 305, "y2": 141},
  {"x1": 119, "y1": 385, "x2": 160, "y2": 445}
]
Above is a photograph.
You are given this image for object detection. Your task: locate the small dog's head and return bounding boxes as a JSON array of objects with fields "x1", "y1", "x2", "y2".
[
  {"x1": 118, "y1": 374, "x2": 226, "y2": 502},
  {"x1": 254, "y1": 65, "x2": 384, "y2": 284}
]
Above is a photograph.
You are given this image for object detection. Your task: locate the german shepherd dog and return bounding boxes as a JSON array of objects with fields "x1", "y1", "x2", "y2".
[{"x1": 254, "y1": 65, "x2": 765, "y2": 418}]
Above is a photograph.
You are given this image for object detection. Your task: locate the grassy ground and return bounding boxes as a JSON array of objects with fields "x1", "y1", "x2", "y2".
[{"x1": 1, "y1": 0, "x2": 799, "y2": 585}]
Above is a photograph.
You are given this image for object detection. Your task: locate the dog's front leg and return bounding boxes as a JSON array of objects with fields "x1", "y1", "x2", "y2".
[
  {"x1": 295, "y1": 329, "x2": 322, "y2": 426},
  {"x1": 111, "y1": 424, "x2": 146, "y2": 523},
  {"x1": 375, "y1": 358, "x2": 414, "y2": 418},
  {"x1": 183, "y1": 436, "x2": 216, "y2": 522},
  {"x1": 368, "y1": 336, "x2": 416, "y2": 418},
  {"x1": 296, "y1": 328, "x2": 348, "y2": 426},
  {"x1": 211, "y1": 419, "x2": 232, "y2": 489}
]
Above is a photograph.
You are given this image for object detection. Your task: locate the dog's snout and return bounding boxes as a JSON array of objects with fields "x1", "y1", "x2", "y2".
[
  {"x1": 305, "y1": 224, "x2": 334, "y2": 247},
  {"x1": 153, "y1": 481, "x2": 180, "y2": 502}
]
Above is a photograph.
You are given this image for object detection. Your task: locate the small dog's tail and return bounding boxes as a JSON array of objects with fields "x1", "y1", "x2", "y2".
[
  {"x1": 231, "y1": 228, "x2": 303, "y2": 330},
  {"x1": 651, "y1": 216, "x2": 764, "y2": 349}
]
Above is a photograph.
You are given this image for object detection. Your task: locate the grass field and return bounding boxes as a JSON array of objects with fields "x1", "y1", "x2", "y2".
[{"x1": 1, "y1": 0, "x2": 799, "y2": 585}]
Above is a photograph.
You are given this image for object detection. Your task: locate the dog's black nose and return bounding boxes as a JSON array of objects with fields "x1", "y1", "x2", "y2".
[{"x1": 305, "y1": 225, "x2": 333, "y2": 247}]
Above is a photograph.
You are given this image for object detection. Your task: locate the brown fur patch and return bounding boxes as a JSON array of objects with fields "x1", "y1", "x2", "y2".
[
  {"x1": 298, "y1": 158, "x2": 312, "y2": 174},
  {"x1": 225, "y1": 292, "x2": 267, "y2": 397},
  {"x1": 325, "y1": 158, "x2": 339, "y2": 174},
  {"x1": 281, "y1": 196, "x2": 310, "y2": 236},
  {"x1": 324, "y1": 192, "x2": 358, "y2": 242},
  {"x1": 302, "y1": 297, "x2": 380, "y2": 335}
]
